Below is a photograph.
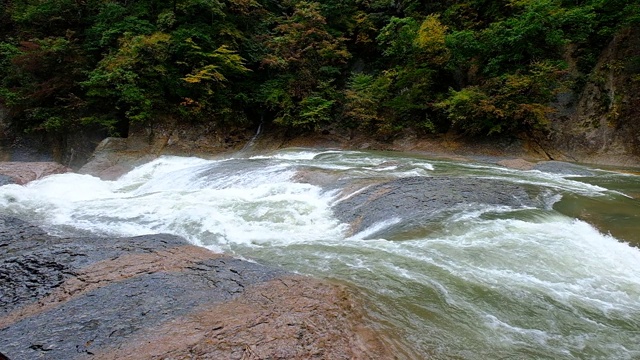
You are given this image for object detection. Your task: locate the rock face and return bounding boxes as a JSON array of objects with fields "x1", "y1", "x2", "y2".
[
  {"x1": 544, "y1": 27, "x2": 640, "y2": 166},
  {"x1": 0, "y1": 114, "x2": 107, "y2": 168},
  {"x1": 78, "y1": 119, "x2": 257, "y2": 180},
  {"x1": 333, "y1": 176, "x2": 536, "y2": 238},
  {"x1": 78, "y1": 137, "x2": 155, "y2": 180},
  {"x1": 0, "y1": 216, "x2": 391, "y2": 360},
  {"x1": 0, "y1": 162, "x2": 72, "y2": 185}
]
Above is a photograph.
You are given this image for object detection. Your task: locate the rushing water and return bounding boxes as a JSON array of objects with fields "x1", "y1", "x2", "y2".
[{"x1": 1, "y1": 149, "x2": 640, "y2": 359}]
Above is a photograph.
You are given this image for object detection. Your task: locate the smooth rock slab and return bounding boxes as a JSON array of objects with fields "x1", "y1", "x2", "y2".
[
  {"x1": 333, "y1": 176, "x2": 536, "y2": 238},
  {"x1": 0, "y1": 216, "x2": 391, "y2": 360}
]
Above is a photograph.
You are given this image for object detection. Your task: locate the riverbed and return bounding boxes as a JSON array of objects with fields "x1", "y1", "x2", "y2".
[{"x1": 1, "y1": 149, "x2": 639, "y2": 359}]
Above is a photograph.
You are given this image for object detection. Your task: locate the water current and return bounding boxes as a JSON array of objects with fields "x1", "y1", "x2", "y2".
[{"x1": 1, "y1": 149, "x2": 639, "y2": 359}]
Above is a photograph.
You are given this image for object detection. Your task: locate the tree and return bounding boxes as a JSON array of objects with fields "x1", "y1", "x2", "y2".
[
  {"x1": 437, "y1": 61, "x2": 566, "y2": 136},
  {"x1": 260, "y1": 0, "x2": 350, "y2": 129}
]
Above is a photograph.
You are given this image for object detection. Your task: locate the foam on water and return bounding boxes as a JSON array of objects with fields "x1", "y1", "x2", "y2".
[
  {"x1": 249, "y1": 149, "x2": 328, "y2": 161},
  {"x1": 479, "y1": 173, "x2": 616, "y2": 197},
  {"x1": 0, "y1": 156, "x2": 346, "y2": 251},
  {"x1": 338, "y1": 211, "x2": 640, "y2": 358}
]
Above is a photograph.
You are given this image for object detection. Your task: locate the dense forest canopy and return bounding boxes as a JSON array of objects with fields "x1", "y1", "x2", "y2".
[{"x1": 0, "y1": 0, "x2": 638, "y2": 138}]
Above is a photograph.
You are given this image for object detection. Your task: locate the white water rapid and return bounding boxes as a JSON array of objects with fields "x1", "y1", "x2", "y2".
[{"x1": 1, "y1": 149, "x2": 639, "y2": 359}]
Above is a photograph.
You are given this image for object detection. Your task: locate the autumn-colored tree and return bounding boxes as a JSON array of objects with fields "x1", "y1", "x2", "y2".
[{"x1": 260, "y1": 0, "x2": 350, "y2": 129}]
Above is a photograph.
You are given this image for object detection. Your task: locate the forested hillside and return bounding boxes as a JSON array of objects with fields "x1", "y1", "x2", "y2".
[{"x1": 1, "y1": 0, "x2": 639, "y2": 140}]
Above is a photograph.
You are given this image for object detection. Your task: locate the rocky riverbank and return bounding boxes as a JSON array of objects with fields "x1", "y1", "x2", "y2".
[{"x1": 0, "y1": 216, "x2": 393, "y2": 360}]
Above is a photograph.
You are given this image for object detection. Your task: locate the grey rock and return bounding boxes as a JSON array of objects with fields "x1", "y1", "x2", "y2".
[
  {"x1": 532, "y1": 161, "x2": 596, "y2": 176},
  {"x1": 0, "y1": 175, "x2": 15, "y2": 186},
  {"x1": 1, "y1": 259, "x2": 285, "y2": 360},
  {"x1": 0, "y1": 216, "x2": 286, "y2": 360},
  {"x1": 333, "y1": 176, "x2": 536, "y2": 238}
]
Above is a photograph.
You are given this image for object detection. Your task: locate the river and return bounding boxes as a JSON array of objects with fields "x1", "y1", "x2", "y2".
[{"x1": 1, "y1": 149, "x2": 639, "y2": 359}]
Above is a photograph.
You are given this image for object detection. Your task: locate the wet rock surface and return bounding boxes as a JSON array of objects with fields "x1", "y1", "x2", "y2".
[
  {"x1": 0, "y1": 175, "x2": 14, "y2": 186},
  {"x1": 0, "y1": 162, "x2": 72, "y2": 185},
  {"x1": 333, "y1": 176, "x2": 536, "y2": 238},
  {"x1": 497, "y1": 158, "x2": 536, "y2": 170},
  {"x1": 78, "y1": 137, "x2": 156, "y2": 180},
  {"x1": 532, "y1": 161, "x2": 597, "y2": 176},
  {"x1": 0, "y1": 216, "x2": 391, "y2": 360},
  {"x1": 94, "y1": 277, "x2": 389, "y2": 360}
]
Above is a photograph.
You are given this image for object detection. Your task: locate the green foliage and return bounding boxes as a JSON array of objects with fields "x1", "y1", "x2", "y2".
[
  {"x1": 0, "y1": 0, "x2": 636, "y2": 138},
  {"x1": 415, "y1": 15, "x2": 449, "y2": 58},
  {"x1": 83, "y1": 32, "x2": 172, "y2": 123},
  {"x1": 269, "y1": 79, "x2": 339, "y2": 130},
  {"x1": 85, "y1": 3, "x2": 156, "y2": 50},
  {"x1": 259, "y1": 1, "x2": 349, "y2": 127},
  {"x1": 437, "y1": 61, "x2": 566, "y2": 135},
  {"x1": 180, "y1": 41, "x2": 250, "y2": 120},
  {"x1": 10, "y1": 0, "x2": 81, "y2": 31},
  {"x1": 377, "y1": 17, "x2": 419, "y2": 59},
  {"x1": 280, "y1": 95, "x2": 335, "y2": 129},
  {"x1": 480, "y1": 0, "x2": 567, "y2": 75},
  {"x1": 183, "y1": 44, "x2": 249, "y2": 84},
  {"x1": 343, "y1": 72, "x2": 392, "y2": 130}
]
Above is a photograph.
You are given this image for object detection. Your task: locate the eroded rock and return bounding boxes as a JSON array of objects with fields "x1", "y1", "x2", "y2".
[
  {"x1": 0, "y1": 162, "x2": 72, "y2": 185},
  {"x1": 333, "y1": 176, "x2": 536, "y2": 238},
  {"x1": 0, "y1": 216, "x2": 393, "y2": 360},
  {"x1": 497, "y1": 158, "x2": 536, "y2": 170},
  {"x1": 78, "y1": 137, "x2": 155, "y2": 180}
]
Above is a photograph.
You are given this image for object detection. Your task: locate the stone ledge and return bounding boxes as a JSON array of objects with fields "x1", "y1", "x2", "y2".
[{"x1": 0, "y1": 216, "x2": 393, "y2": 360}]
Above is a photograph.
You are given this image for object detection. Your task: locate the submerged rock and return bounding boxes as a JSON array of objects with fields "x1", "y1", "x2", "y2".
[
  {"x1": 333, "y1": 176, "x2": 536, "y2": 238},
  {"x1": 532, "y1": 161, "x2": 596, "y2": 176},
  {"x1": 497, "y1": 158, "x2": 536, "y2": 170},
  {"x1": 0, "y1": 162, "x2": 72, "y2": 185},
  {"x1": 0, "y1": 216, "x2": 391, "y2": 360}
]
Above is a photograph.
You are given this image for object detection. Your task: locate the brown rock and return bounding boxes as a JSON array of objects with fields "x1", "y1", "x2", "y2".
[
  {"x1": 0, "y1": 245, "x2": 222, "y2": 328},
  {"x1": 94, "y1": 277, "x2": 395, "y2": 360},
  {"x1": 1, "y1": 217, "x2": 396, "y2": 359},
  {"x1": 0, "y1": 161, "x2": 72, "y2": 185},
  {"x1": 78, "y1": 137, "x2": 157, "y2": 180}
]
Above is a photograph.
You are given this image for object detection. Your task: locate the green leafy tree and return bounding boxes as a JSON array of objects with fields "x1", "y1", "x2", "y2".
[
  {"x1": 437, "y1": 61, "x2": 567, "y2": 135},
  {"x1": 260, "y1": 0, "x2": 350, "y2": 129},
  {"x1": 83, "y1": 32, "x2": 172, "y2": 123},
  {"x1": 343, "y1": 71, "x2": 393, "y2": 133}
]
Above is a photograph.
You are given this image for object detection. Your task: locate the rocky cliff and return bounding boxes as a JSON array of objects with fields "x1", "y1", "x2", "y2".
[{"x1": 543, "y1": 27, "x2": 640, "y2": 166}]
